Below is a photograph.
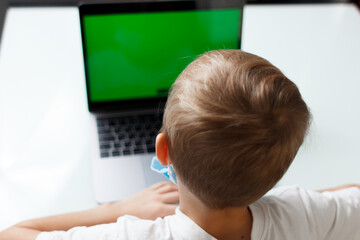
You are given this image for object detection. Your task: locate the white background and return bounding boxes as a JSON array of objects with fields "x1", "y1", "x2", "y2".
[{"x1": 242, "y1": 3, "x2": 360, "y2": 189}]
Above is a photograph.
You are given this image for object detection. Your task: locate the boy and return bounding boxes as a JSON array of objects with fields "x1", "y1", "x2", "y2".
[{"x1": 1, "y1": 49, "x2": 359, "y2": 240}]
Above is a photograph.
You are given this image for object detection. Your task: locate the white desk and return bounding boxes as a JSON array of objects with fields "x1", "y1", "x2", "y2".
[
  {"x1": 0, "y1": 3, "x2": 359, "y2": 231},
  {"x1": 0, "y1": 8, "x2": 96, "y2": 230},
  {"x1": 242, "y1": 3, "x2": 360, "y2": 189}
]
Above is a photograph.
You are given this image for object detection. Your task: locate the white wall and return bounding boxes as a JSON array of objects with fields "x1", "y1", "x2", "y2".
[{"x1": 242, "y1": 3, "x2": 360, "y2": 190}]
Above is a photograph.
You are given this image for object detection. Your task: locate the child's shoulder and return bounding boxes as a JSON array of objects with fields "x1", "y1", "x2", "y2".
[{"x1": 249, "y1": 185, "x2": 360, "y2": 240}]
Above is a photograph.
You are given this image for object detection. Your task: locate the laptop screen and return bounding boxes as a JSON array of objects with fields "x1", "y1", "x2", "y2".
[{"x1": 80, "y1": 2, "x2": 241, "y2": 111}]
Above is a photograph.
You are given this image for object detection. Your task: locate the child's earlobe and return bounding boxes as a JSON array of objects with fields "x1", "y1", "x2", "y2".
[{"x1": 155, "y1": 133, "x2": 169, "y2": 166}]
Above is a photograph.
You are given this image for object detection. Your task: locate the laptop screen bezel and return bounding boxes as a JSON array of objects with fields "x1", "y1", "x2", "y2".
[{"x1": 79, "y1": 1, "x2": 241, "y2": 113}]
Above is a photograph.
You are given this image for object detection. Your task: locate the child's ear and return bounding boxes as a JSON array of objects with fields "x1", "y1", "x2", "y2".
[{"x1": 156, "y1": 133, "x2": 169, "y2": 166}]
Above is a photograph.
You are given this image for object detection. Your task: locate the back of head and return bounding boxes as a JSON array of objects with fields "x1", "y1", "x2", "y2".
[{"x1": 161, "y1": 49, "x2": 310, "y2": 209}]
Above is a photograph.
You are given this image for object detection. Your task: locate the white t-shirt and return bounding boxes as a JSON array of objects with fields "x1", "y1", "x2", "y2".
[{"x1": 37, "y1": 186, "x2": 360, "y2": 240}]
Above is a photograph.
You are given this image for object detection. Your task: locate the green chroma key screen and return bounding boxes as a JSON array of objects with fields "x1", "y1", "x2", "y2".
[{"x1": 83, "y1": 9, "x2": 240, "y2": 102}]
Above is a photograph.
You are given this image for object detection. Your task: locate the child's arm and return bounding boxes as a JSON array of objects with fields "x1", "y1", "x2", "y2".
[
  {"x1": 317, "y1": 184, "x2": 360, "y2": 193},
  {"x1": 0, "y1": 182, "x2": 179, "y2": 240}
]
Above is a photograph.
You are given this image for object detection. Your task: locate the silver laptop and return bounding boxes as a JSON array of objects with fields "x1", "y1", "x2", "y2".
[{"x1": 79, "y1": 1, "x2": 241, "y2": 203}]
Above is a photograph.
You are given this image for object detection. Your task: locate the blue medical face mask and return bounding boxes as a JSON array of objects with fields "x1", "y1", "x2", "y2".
[{"x1": 150, "y1": 156, "x2": 177, "y2": 185}]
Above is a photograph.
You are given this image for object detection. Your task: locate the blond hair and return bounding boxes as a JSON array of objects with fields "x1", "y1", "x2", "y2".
[{"x1": 161, "y1": 49, "x2": 310, "y2": 209}]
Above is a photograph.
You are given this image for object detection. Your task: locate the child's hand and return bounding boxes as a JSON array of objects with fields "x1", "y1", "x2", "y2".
[{"x1": 100, "y1": 181, "x2": 179, "y2": 220}]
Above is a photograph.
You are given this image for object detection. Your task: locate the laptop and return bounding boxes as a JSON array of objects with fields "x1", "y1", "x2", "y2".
[{"x1": 79, "y1": 1, "x2": 241, "y2": 203}]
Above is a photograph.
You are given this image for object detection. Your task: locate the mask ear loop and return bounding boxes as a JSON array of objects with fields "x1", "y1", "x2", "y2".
[{"x1": 167, "y1": 160, "x2": 176, "y2": 184}]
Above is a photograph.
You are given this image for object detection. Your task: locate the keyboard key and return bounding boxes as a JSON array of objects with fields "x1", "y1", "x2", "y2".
[
  {"x1": 114, "y1": 143, "x2": 121, "y2": 148},
  {"x1": 146, "y1": 139, "x2": 155, "y2": 145},
  {"x1": 98, "y1": 129, "x2": 111, "y2": 134},
  {"x1": 109, "y1": 120, "x2": 116, "y2": 126},
  {"x1": 124, "y1": 141, "x2": 131, "y2": 147},
  {"x1": 97, "y1": 119, "x2": 106, "y2": 127},
  {"x1": 123, "y1": 150, "x2": 131, "y2": 155},
  {"x1": 100, "y1": 144, "x2": 111, "y2": 149},
  {"x1": 147, "y1": 146, "x2": 155, "y2": 153},
  {"x1": 112, "y1": 151, "x2": 121, "y2": 156},
  {"x1": 100, "y1": 152, "x2": 110, "y2": 158},
  {"x1": 135, "y1": 140, "x2": 142, "y2": 146},
  {"x1": 99, "y1": 136, "x2": 115, "y2": 141},
  {"x1": 134, "y1": 148, "x2": 144, "y2": 154}
]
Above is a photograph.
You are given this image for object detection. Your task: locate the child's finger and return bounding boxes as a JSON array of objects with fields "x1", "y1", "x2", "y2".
[
  {"x1": 156, "y1": 182, "x2": 178, "y2": 194},
  {"x1": 161, "y1": 191, "x2": 180, "y2": 204},
  {"x1": 150, "y1": 181, "x2": 170, "y2": 190}
]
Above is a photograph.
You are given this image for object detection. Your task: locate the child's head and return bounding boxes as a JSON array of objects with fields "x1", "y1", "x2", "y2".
[{"x1": 160, "y1": 49, "x2": 310, "y2": 209}]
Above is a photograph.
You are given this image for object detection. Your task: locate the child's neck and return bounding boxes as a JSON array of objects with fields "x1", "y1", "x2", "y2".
[{"x1": 178, "y1": 181, "x2": 253, "y2": 240}]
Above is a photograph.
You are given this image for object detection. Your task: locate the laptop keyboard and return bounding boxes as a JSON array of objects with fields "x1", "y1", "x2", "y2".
[{"x1": 97, "y1": 113, "x2": 163, "y2": 158}]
